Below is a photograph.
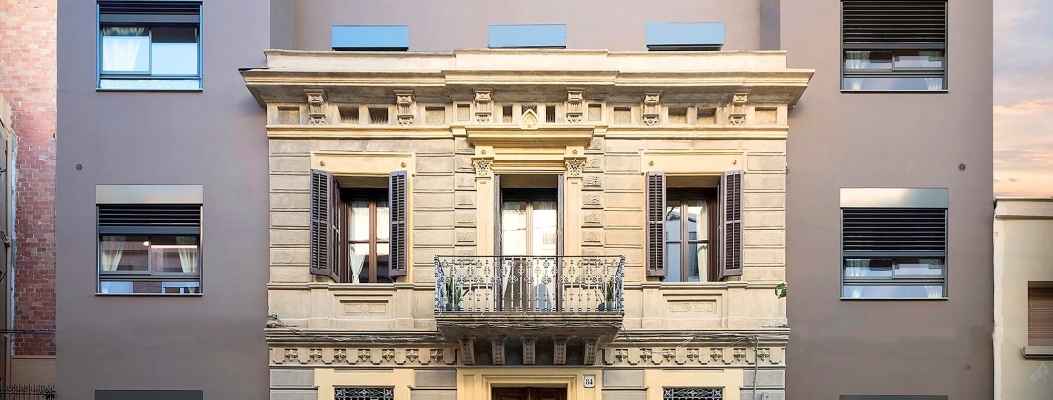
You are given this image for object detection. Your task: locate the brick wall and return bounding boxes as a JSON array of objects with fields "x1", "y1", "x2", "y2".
[{"x1": 0, "y1": 0, "x2": 57, "y2": 356}]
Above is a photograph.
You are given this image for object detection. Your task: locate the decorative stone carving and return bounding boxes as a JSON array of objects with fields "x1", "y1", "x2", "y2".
[
  {"x1": 334, "y1": 348, "x2": 348, "y2": 363},
  {"x1": 728, "y1": 114, "x2": 746, "y2": 126},
  {"x1": 395, "y1": 90, "x2": 414, "y2": 126},
  {"x1": 491, "y1": 336, "x2": 507, "y2": 365},
  {"x1": 309, "y1": 348, "x2": 323, "y2": 363},
  {"x1": 728, "y1": 92, "x2": 748, "y2": 125},
  {"x1": 523, "y1": 336, "x2": 537, "y2": 365},
  {"x1": 430, "y1": 348, "x2": 444, "y2": 363},
  {"x1": 460, "y1": 337, "x2": 476, "y2": 365},
  {"x1": 584, "y1": 175, "x2": 602, "y2": 189},
  {"x1": 565, "y1": 158, "x2": 585, "y2": 177},
  {"x1": 710, "y1": 348, "x2": 723, "y2": 363},
  {"x1": 473, "y1": 158, "x2": 494, "y2": 177},
  {"x1": 553, "y1": 336, "x2": 568, "y2": 365},
  {"x1": 285, "y1": 348, "x2": 299, "y2": 363},
  {"x1": 358, "y1": 349, "x2": 372, "y2": 362},
  {"x1": 520, "y1": 109, "x2": 539, "y2": 130},
  {"x1": 304, "y1": 89, "x2": 327, "y2": 125},
  {"x1": 382, "y1": 348, "x2": 395, "y2": 363},
  {"x1": 474, "y1": 90, "x2": 492, "y2": 123},
  {"x1": 733, "y1": 348, "x2": 746, "y2": 364},
  {"x1": 406, "y1": 349, "x2": 419, "y2": 363},
  {"x1": 757, "y1": 348, "x2": 770, "y2": 363},
  {"x1": 733, "y1": 93, "x2": 749, "y2": 104},
  {"x1": 640, "y1": 348, "x2": 653, "y2": 363},
  {"x1": 663, "y1": 348, "x2": 677, "y2": 363},
  {"x1": 566, "y1": 89, "x2": 584, "y2": 123},
  {"x1": 686, "y1": 348, "x2": 700, "y2": 363},
  {"x1": 583, "y1": 337, "x2": 600, "y2": 365},
  {"x1": 643, "y1": 92, "x2": 660, "y2": 126},
  {"x1": 614, "y1": 348, "x2": 629, "y2": 363}
]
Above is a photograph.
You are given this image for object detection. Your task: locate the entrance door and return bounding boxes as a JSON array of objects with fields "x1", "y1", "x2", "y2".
[
  {"x1": 499, "y1": 187, "x2": 559, "y2": 311},
  {"x1": 492, "y1": 388, "x2": 567, "y2": 400}
]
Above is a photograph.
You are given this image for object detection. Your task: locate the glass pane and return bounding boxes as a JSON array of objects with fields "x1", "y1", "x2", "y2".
[
  {"x1": 100, "y1": 235, "x2": 149, "y2": 272},
  {"x1": 666, "y1": 243, "x2": 682, "y2": 282},
  {"x1": 376, "y1": 242, "x2": 390, "y2": 280},
  {"x1": 893, "y1": 258, "x2": 944, "y2": 277},
  {"x1": 101, "y1": 27, "x2": 150, "y2": 72},
  {"x1": 843, "y1": 77, "x2": 943, "y2": 91},
  {"x1": 99, "y1": 280, "x2": 133, "y2": 294},
  {"x1": 151, "y1": 27, "x2": 199, "y2": 75},
  {"x1": 533, "y1": 201, "x2": 558, "y2": 256},
  {"x1": 894, "y1": 50, "x2": 944, "y2": 69},
  {"x1": 349, "y1": 243, "x2": 370, "y2": 284},
  {"x1": 687, "y1": 242, "x2": 707, "y2": 282},
  {"x1": 376, "y1": 201, "x2": 390, "y2": 240},
  {"x1": 162, "y1": 281, "x2": 201, "y2": 294},
  {"x1": 844, "y1": 51, "x2": 893, "y2": 70},
  {"x1": 97, "y1": 79, "x2": 201, "y2": 90},
  {"x1": 686, "y1": 200, "x2": 706, "y2": 240},
  {"x1": 350, "y1": 201, "x2": 370, "y2": 241},
  {"x1": 842, "y1": 285, "x2": 944, "y2": 299},
  {"x1": 501, "y1": 201, "x2": 528, "y2": 255},
  {"x1": 150, "y1": 235, "x2": 199, "y2": 273},
  {"x1": 843, "y1": 258, "x2": 893, "y2": 278},
  {"x1": 665, "y1": 201, "x2": 681, "y2": 240}
]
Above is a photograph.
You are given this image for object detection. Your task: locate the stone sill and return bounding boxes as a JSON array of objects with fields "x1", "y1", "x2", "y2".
[{"x1": 1023, "y1": 346, "x2": 1053, "y2": 359}]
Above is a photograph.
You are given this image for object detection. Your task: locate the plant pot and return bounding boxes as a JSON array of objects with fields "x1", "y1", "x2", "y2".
[
  {"x1": 597, "y1": 302, "x2": 613, "y2": 312},
  {"x1": 445, "y1": 303, "x2": 461, "y2": 312}
]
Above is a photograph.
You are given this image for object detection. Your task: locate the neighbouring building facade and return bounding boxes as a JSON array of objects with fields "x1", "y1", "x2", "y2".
[
  {"x1": 994, "y1": 198, "x2": 1053, "y2": 399},
  {"x1": 55, "y1": 1, "x2": 993, "y2": 400}
]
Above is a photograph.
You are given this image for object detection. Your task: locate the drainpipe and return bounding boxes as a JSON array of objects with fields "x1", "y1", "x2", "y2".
[{"x1": 5, "y1": 132, "x2": 16, "y2": 385}]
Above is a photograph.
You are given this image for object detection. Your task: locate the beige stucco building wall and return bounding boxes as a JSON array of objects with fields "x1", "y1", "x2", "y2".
[
  {"x1": 994, "y1": 198, "x2": 1053, "y2": 399},
  {"x1": 248, "y1": 50, "x2": 810, "y2": 400}
]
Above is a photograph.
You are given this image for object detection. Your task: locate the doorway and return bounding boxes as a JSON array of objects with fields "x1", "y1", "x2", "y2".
[{"x1": 492, "y1": 387, "x2": 567, "y2": 400}]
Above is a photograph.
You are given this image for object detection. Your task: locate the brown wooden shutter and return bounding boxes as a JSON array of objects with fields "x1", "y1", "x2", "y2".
[
  {"x1": 1029, "y1": 287, "x2": 1053, "y2": 346},
  {"x1": 494, "y1": 174, "x2": 502, "y2": 255},
  {"x1": 387, "y1": 170, "x2": 408, "y2": 278},
  {"x1": 309, "y1": 169, "x2": 333, "y2": 278},
  {"x1": 331, "y1": 179, "x2": 345, "y2": 282},
  {"x1": 719, "y1": 170, "x2": 743, "y2": 279},
  {"x1": 557, "y1": 174, "x2": 564, "y2": 256},
  {"x1": 646, "y1": 172, "x2": 666, "y2": 277}
]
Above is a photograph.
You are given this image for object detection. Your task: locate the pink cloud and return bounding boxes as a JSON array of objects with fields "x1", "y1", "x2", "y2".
[{"x1": 994, "y1": 98, "x2": 1053, "y2": 116}]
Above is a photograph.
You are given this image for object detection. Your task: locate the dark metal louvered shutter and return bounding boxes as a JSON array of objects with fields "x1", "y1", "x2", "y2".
[
  {"x1": 98, "y1": 1, "x2": 201, "y2": 24},
  {"x1": 842, "y1": 0, "x2": 947, "y2": 47},
  {"x1": 1030, "y1": 287, "x2": 1053, "y2": 346},
  {"x1": 386, "y1": 170, "x2": 408, "y2": 278},
  {"x1": 841, "y1": 208, "x2": 947, "y2": 255},
  {"x1": 97, "y1": 204, "x2": 201, "y2": 235},
  {"x1": 646, "y1": 172, "x2": 666, "y2": 277},
  {"x1": 310, "y1": 169, "x2": 333, "y2": 277},
  {"x1": 719, "y1": 171, "x2": 743, "y2": 279}
]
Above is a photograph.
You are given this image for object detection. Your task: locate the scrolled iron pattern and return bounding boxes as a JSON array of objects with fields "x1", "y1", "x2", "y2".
[{"x1": 434, "y1": 255, "x2": 624, "y2": 314}]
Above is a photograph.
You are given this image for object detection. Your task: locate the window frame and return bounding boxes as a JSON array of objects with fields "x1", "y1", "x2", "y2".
[
  {"x1": 840, "y1": 0, "x2": 948, "y2": 92},
  {"x1": 344, "y1": 188, "x2": 392, "y2": 284},
  {"x1": 663, "y1": 188, "x2": 718, "y2": 283},
  {"x1": 96, "y1": 1, "x2": 204, "y2": 91},
  {"x1": 499, "y1": 188, "x2": 560, "y2": 256},
  {"x1": 1028, "y1": 286, "x2": 1053, "y2": 347},
  {"x1": 840, "y1": 207, "x2": 948, "y2": 300},
  {"x1": 96, "y1": 204, "x2": 203, "y2": 296}
]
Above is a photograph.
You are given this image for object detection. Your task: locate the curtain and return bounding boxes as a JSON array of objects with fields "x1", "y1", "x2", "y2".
[
  {"x1": 844, "y1": 258, "x2": 870, "y2": 298},
  {"x1": 349, "y1": 203, "x2": 369, "y2": 283},
  {"x1": 176, "y1": 236, "x2": 198, "y2": 273},
  {"x1": 844, "y1": 51, "x2": 871, "y2": 91},
  {"x1": 101, "y1": 27, "x2": 148, "y2": 72},
  {"x1": 349, "y1": 244, "x2": 366, "y2": 284},
  {"x1": 100, "y1": 236, "x2": 126, "y2": 272},
  {"x1": 501, "y1": 205, "x2": 527, "y2": 304}
]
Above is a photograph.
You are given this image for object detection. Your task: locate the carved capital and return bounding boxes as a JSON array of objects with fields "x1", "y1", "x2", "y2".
[
  {"x1": 473, "y1": 158, "x2": 494, "y2": 178},
  {"x1": 565, "y1": 158, "x2": 585, "y2": 177}
]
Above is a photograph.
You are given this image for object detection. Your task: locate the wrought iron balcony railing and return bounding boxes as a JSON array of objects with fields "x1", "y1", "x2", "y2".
[{"x1": 434, "y1": 255, "x2": 625, "y2": 314}]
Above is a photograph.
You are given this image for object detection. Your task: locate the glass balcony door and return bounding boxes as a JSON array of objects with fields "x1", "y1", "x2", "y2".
[{"x1": 500, "y1": 188, "x2": 559, "y2": 311}]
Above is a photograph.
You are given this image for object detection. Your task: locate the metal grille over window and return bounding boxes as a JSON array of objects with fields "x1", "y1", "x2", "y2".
[
  {"x1": 841, "y1": 207, "x2": 948, "y2": 299},
  {"x1": 335, "y1": 387, "x2": 394, "y2": 400},
  {"x1": 663, "y1": 388, "x2": 724, "y2": 400}
]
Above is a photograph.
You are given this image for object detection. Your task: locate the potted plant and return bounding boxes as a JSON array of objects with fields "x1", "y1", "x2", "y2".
[
  {"x1": 596, "y1": 278, "x2": 618, "y2": 312},
  {"x1": 442, "y1": 274, "x2": 470, "y2": 312}
]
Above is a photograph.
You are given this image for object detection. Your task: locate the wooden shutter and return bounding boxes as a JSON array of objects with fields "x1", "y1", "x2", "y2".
[
  {"x1": 494, "y1": 175, "x2": 502, "y2": 255},
  {"x1": 310, "y1": 169, "x2": 333, "y2": 278},
  {"x1": 1029, "y1": 287, "x2": 1053, "y2": 346},
  {"x1": 387, "y1": 170, "x2": 408, "y2": 278},
  {"x1": 646, "y1": 172, "x2": 666, "y2": 277},
  {"x1": 557, "y1": 175, "x2": 564, "y2": 256},
  {"x1": 719, "y1": 171, "x2": 743, "y2": 279},
  {"x1": 841, "y1": 0, "x2": 947, "y2": 45}
]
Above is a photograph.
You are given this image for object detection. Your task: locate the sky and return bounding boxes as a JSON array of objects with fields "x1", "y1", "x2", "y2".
[{"x1": 994, "y1": 0, "x2": 1053, "y2": 196}]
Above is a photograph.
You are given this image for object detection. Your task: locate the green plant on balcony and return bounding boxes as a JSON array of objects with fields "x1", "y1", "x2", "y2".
[
  {"x1": 442, "y1": 274, "x2": 470, "y2": 312},
  {"x1": 596, "y1": 277, "x2": 619, "y2": 312}
]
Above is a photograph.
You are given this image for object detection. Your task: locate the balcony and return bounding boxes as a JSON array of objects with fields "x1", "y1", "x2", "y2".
[{"x1": 433, "y1": 255, "x2": 624, "y2": 365}]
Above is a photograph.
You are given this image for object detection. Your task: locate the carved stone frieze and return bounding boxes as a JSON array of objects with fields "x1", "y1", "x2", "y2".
[
  {"x1": 553, "y1": 336, "x2": 568, "y2": 365},
  {"x1": 271, "y1": 346, "x2": 457, "y2": 366},
  {"x1": 395, "y1": 90, "x2": 414, "y2": 126},
  {"x1": 304, "y1": 89, "x2": 327, "y2": 125},
  {"x1": 598, "y1": 346, "x2": 785, "y2": 366}
]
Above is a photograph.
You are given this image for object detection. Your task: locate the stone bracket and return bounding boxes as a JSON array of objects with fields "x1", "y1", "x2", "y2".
[
  {"x1": 304, "y1": 89, "x2": 326, "y2": 125},
  {"x1": 395, "y1": 90, "x2": 414, "y2": 126}
]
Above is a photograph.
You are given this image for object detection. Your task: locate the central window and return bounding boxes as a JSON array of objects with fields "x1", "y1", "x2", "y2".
[
  {"x1": 500, "y1": 189, "x2": 558, "y2": 256},
  {"x1": 664, "y1": 189, "x2": 716, "y2": 282},
  {"x1": 346, "y1": 189, "x2": 392, "y2": 283}
]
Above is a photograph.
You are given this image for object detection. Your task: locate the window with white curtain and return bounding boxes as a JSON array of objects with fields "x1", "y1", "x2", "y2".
[
  {"x1": 98, "y1": 1, "x2": 202, "y2": 90},
  {"x1": 97, "y1": 204, "x2": 202, "y2": 294},
  {"x1": 841, "y1": 208, "x2": 947, "y2": 299},
  {"x1": 841, "y1": 0, "x2": 947, "y2": 91}
]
